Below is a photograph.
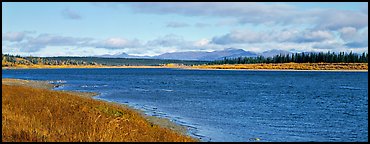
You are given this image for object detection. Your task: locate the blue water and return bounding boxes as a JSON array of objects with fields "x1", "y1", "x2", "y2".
[{"x1": 2, "y1": 68, "x2": 368, "y2": 142}]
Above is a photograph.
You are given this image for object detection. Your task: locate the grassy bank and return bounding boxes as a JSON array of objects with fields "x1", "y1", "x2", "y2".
[
  {"x1": 2, "y1": 79, "x2": 196, "y2": 142},
  {"x1": 192, "y1": 63, "x2": 368, "y2": 71},
  {"x1": 3, "y1": 63, "x2": 368, "y2": 71}
]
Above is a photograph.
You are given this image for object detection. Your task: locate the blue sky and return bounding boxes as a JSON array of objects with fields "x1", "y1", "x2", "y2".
[{"x1": 2, "y1": 2, "x2": 368, "y2": 57}]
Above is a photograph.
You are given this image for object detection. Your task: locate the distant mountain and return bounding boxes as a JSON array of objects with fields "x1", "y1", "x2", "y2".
[
  {"x1": 152, "y1": 48, "x2": 258, "y2": 61},
  {"x1": 96, "y1": 52, "x2": 150, "y2": 59},
  {"x1": 260, "y1": 49, "x2": 292, "y2": 58},
  {"x1": 96, "y1": 48, "x2": 297, "y2": 61},
  {"x1": 152, "y1": 51, "x2": 209, "y2": 61},
  {"x1": 98, "y1": 52, "x2": 129, "y2": 58},
  {"x1": 199, "y1": 48, "x2": 258, "y2": 61}
]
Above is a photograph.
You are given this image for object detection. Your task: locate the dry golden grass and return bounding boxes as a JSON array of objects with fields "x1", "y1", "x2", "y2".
[
  {"x1": 2, "y1": 84, "x2": 196, "y2": 142},
  {"x1": 4, "y1": 62, "x2": 366, "y2": 71},
  {"x1": 192, "y1": 63, "x2": 368, "y2": 71}
]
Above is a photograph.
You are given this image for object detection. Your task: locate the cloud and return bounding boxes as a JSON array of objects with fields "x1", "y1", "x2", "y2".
[
  {"x1": 313, "y1": 9, "x2": 368, "y2": 30},
  {"x1": 145, "y1": 34, "x2": 223, "y2": 54},
  {"x1": 289, "y1": 30, "x2": 334, "y2": 43},
  {"x1": 338, "y1": 27, "x2": 358, "y2": 41},
  {"x1": 29, "y1": 34, "x2": 92, "y2": 46},
  {"x1": 339, "y1": 27, "x2": 368, "y2": 48},
  {"x1": 211, "y1": 29, "x2": 266, "y2": 44},
  {"x1": 312, "y1": 41, "x2": 343, "y2": 50},
  {"x1": 146, "y1": 34, "x2": 186, "y2": 47},
  {"x1": 194, "y1": 38, "x2": 210, "y2": 47},
  {"x1": 2, "y1": 31, "x2": 30, "y2": 42},
  {"x1": 211, "y1": 28, "x2": 335, "y2": 45},
  {"x1": 3, "y1": 31, "x2": 145, "y2": 52},
  {"x1": 131, "y1": 2, "x2": 295, "y2": 18},
  {"x1": 95, "y1": 38, "x2": 142, "y2": 49},
  {"x1": 130, "y1": 2, "x2": 368, "y2": 30},
  {"x1": 3, "y1": 26, "x2": 367, "y2": 57},
  {"x1": 166, "y1": 21, "x2": 190, "y2": 28},
  {"x1": 62, "y1": 8, "x2": 82, "y2": 20},
  {"x1": 131, "y1": 2, "x2": 296, "y2": 24},
  {"x1": 12, "y1": 34, "x2": 93, "y2": 52},
  {"x1": 3, "y1": 32, "x2": 219, "y2": 56}
]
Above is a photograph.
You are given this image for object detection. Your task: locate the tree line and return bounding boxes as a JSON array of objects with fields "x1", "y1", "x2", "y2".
[
  {"x1": 210, "y1": 51, "x2": 368, "y2": 65},
  {"x1": 2, "y1": 54, "x2": 98, "y2": 67},
  {"x1": 1, "y1": 54, "x2": 209, "y2": 67}
]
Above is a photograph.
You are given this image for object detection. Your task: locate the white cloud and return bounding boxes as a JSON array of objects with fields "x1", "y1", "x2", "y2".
[
  {"x1": 290, "y1": 30, "x2": 335, "y2": 43},
  {"x1": 211, "y1": 28, "x2": 335, "y2": 45},
  {"x1": 313, "y1": 9, "x2": 368, "y2": 30},
  {"x1": 3, "y1": 32, "x2": 141, "y2": 52},
  {"x1": 194, "y1": 39, "x2": 210, "y2": 47},
  {"x1": 144, "y1": 34, "x2": 224, "y2": 55},
  {"x1": 95, "y1": 38, "x2": 142, "y2": 49},
  {"x1": 339, "y1": 27, "x2": 368, "y2": 48},
  {"x1": 9, "y1": 34, "x2": 92, "y2": 52},
  {"x1": 28, "y1": 34, "x2": 91, "y2": 46},
  {"x1": 130, "y1": 2, "x2": 368, "y2": 30},
  {"x1": 146, "y1": 34, "x2": 185, "y2": 47},
  {"x1": 211, "y1": 29, "x2": 266, "y2": 44},
  {"x1": 338, "y1": 27, "x2": 358, "y2": 41},
  {"x1": 3, "y1": 28, "x2": 367, "y2": 57},
  {"x1": 312, "y1": 41, "x2": 344, "y2": 50},
  {"x1": 131, "y1": 2, "x2": 296, "y2": 24},
  {"x1": 2, "y1": 31, "x2": 30, "y2": 42}
]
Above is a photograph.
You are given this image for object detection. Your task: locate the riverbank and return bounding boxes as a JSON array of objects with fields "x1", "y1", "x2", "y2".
[
  {"x1": 2, "y1": 63, "x2": 368, "y2": 71},
  {"x1": 1, "y1": 65, "x2": 168, "y2": 69},
  {"x1": 191, "y1": 63, "x2": 368, "y2": 71},
  {"x1": 2, "y1": 78, "x2": 197, "y2": 142}
]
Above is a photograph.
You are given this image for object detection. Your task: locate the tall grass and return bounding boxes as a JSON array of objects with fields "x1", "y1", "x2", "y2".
[
  {"x1": 193, "y1": 63, "x2": 368, "y2": 70},
  {"x1": 2, "y1": 84, "x2": 196, "y2": 142}
]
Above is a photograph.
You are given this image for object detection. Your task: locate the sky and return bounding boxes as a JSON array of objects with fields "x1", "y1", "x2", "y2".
[{"x1": 2, "y1": 2, "x2": 368, "y2": 57}]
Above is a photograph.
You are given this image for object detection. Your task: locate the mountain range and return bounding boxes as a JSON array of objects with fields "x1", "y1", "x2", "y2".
[{"x1": 95, "y1": 48, "x2": 292, "y2": 61}]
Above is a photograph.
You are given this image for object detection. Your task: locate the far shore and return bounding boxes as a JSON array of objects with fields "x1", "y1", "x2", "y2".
[
  {"x1": 2, "y1": 62, "x2": 368, "y2": 72},
  {"x1": 190, "y1": 63, "x2": 368, "y2": 72},
  {"x1": 182, "y1": 67, "x2": 368, "y2": 72},
  {"x1": 2, "y1": 78, "x2": 197, "y2": 142},
  {"x1": 2, "y1": 65, "x2": 168, "y2": 69}
]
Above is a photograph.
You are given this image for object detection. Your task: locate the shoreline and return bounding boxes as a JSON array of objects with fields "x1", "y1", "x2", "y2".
[
  {"x1": 181, "y1": 67, "x2": 368, "y2": 72},
  {"x1": 2, "y1": 62, "x2": 368, "y2": 72},
  {"x1": 2, "y1": 78, "x2": 198, "y2": 142},
  {"x1": 1, "y1": 65, "x2": 168, "y2": 70},
  {"x1": 190, "y1": 63, "x2": 368, "y2": 72},
  {"x1": 3, "y1": 66, "x2": 368, "y2": 72}
]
